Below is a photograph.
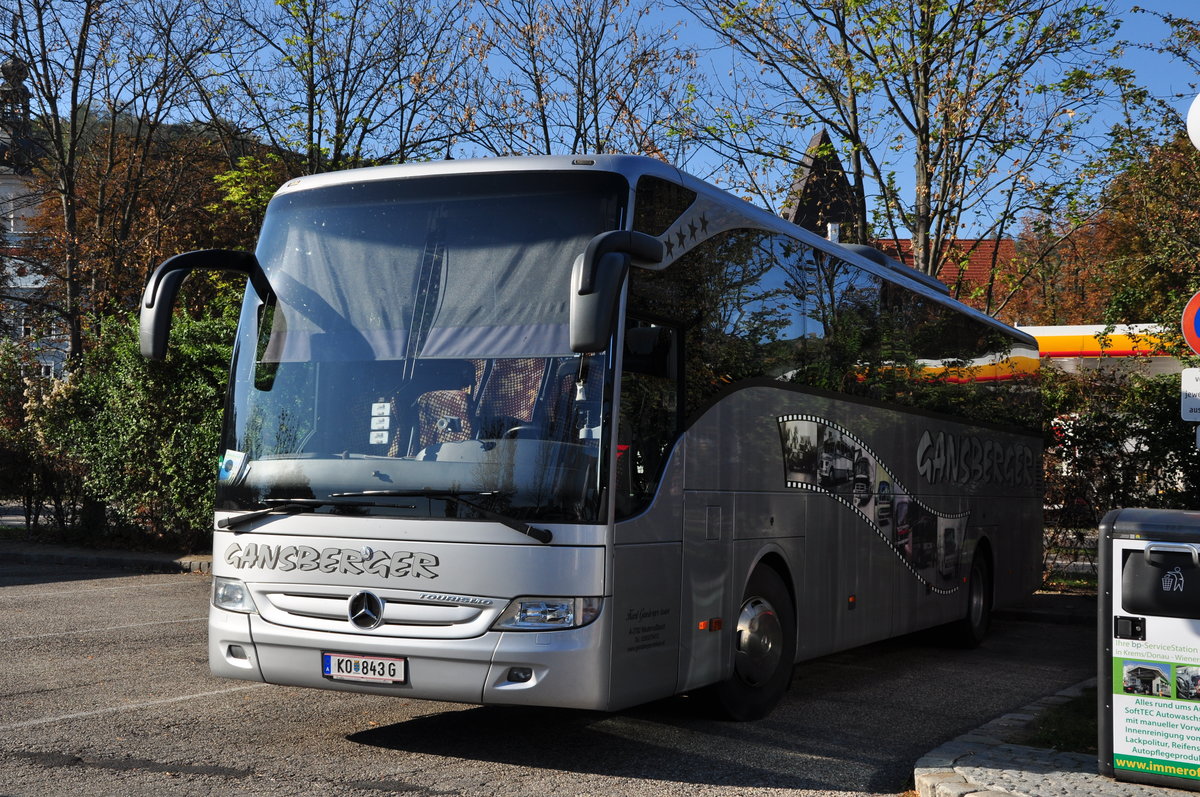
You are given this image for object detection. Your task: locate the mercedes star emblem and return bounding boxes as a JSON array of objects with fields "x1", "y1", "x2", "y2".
[{"x1": 348, "y1": 591, "x2": 385, "y2": 630}]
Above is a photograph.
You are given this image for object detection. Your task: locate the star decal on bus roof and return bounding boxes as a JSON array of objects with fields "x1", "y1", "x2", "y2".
[{"x1": 661, "y1": 212, "x2": 713, "y2": 258}]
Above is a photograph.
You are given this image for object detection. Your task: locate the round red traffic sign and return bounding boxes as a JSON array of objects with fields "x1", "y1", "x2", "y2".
[{"x1": 1184, "y1": 289, "x2": 1200, "y2": 355}]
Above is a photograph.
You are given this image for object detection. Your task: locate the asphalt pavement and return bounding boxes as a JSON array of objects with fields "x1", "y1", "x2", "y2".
[{"x1": 0, "y1": 506, "x2": 1194, "y2": 796}]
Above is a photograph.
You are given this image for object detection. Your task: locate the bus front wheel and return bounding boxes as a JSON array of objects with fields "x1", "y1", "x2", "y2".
[{"x1": 705, "y1": 565, "x2": 796, "y2": 721}]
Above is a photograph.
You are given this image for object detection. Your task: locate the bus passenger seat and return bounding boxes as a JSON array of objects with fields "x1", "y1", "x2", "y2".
[
  {"x1": 416, "y1": 389, "x2": 474, "y2": 448},
  {"x1": 475, "y1": 358, "x2": 544, "y2": 438},
  {"x1": 384, "y1": 359, "x2": 480, "y2": 455}
]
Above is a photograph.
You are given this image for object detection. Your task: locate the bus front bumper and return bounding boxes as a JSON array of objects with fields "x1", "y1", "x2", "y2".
[{"x1": 209, "y1": 605, "x2": 611, "y2": 709}]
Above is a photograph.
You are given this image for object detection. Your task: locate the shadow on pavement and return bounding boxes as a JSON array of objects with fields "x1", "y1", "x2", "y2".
[
  {"x1": 347, "y1": 604, "x2": 1098, "y2": 793},
  {"x1": 0, "y1": 537, "x2": 206, "y2": 587},
  {"x1": 347, "y1": 697, "x2": 854, "y2": 791}
]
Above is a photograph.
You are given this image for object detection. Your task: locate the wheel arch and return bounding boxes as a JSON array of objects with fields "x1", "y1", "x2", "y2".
[
  {"x1": 702, "y1": 547, "x2": 799, "y2": 719},
  {"x1": 746, "y1": 547, "x2": 797, "y2": 628}
]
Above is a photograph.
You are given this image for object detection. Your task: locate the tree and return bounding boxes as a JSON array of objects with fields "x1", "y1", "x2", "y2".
[
  {"x1": 974, "y1": 212, "x2": 1119, "y2": 325},
  {"x1": 1040, "y1": 364, "x2": 1200, "y2": 523},
  {"x1": 1, "y1": 0, "x2": 231, "y2": 358},
  {"x1": 965, "y1": 3, "x2": 1200, "y2": 327},
  {"x1": 207, "y1": 150, "x2": 292, "y2": 246},
  {"x1": 989, "y1": 133, "x2": 1200, "y2": 331},
  {"x1": 208, "y1": 0, "x2": 484, "y2": 174},
  {"x1": 0, "y1": 338, "x2": 65, "y2": 531},
  {"x1": 683, "y1": 0, "x2": 1124, "y2": 280},
  {"x1": 472, "y1": 0, "x2": 699, "y2": 159},
  {"x1": 12, "y1": 121, "x2": 251, "y2": 324},
  {"x1": 1092, "y1": 135, "x2": 1200, "y2": 339}
]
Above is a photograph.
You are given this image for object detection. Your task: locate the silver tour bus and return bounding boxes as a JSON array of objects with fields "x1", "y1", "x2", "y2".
[{"x1": 140, "y1": 155, "x2": 1041, "y2": 720}]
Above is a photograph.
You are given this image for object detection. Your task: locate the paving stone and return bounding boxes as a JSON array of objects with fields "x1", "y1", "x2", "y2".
[
  {"x1": 916, "y1": 772, "x2": 969, "y2": 797},
  {"x1": 933, "y1": 779, "x2": 981, "y2": 797},
  {"x1": 916, "y1": 676, "x2": 1196, "y2": 797}
]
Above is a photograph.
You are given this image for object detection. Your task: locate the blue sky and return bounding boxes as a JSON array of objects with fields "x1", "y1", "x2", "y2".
[{"x1": 1118, "y1": 2, "x2": 1195, "y2": 120}]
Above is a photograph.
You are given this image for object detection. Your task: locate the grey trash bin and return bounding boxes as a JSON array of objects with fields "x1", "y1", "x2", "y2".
[{"x1": 1099, "y1": 507, "x2": 1200, "y2": 791}]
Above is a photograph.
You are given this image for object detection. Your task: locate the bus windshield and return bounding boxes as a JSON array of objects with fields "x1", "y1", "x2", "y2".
[{"x1": 216, "y1": 171, "x2": 628, "y2": 524}]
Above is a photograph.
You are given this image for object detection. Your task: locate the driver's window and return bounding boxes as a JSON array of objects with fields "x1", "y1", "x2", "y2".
[{"x1": 617, "y1": 317, "x2": 680, "y2": 519}]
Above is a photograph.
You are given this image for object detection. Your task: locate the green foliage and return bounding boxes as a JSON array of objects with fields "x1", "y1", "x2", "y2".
[
  {"x1": 1041, "y1": 363, "x2": 1200, "y2": 525},
  {"x1": 0, "y1": 341, "x2": 86, "y2": 532},
  {"x1": 212, "y1": 153, "x2": 290, "y2": 231},
  {"x1": 0, "y1": 342, "x2": 46, "y2": 527},
  {"x1": 0, "y1": 339, "x2": 30, "y2": 434},
  {"x1": 1036, "y1": 361, "x2": 1200, "y2": 589},
  {"x1": 32, "y1": 313, "x2": 235, "y2": 551}
]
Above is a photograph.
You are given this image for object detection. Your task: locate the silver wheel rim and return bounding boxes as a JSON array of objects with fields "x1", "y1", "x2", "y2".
[{"x1": 733, "y1": 595, "x2": 783, "y2": 686}]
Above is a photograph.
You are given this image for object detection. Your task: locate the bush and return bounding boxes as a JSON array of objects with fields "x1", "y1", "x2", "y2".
[
  {"x1": 0, "y1": 340, "x2": 85, "y2": 533},
  {"x1": 31, "y1": 312, "x2": 235, "y2": 551},
  {"x1": 1043, "y1": 364, "x2": 1200, "y2": 517},
  {"x1": 1039, "y1": 362, "x2": 1200, "y2": 587}
]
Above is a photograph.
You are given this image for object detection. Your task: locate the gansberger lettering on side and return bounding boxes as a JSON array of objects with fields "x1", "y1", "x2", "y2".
[
  {"x1": 224, "y1": 543, "x2": 439, "y2": 579},
  {"x1": 917, "y1": 429, "x2": 1036, "y2": 489}
]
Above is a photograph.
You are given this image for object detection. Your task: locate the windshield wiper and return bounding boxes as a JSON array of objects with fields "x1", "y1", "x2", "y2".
[
  {"x1": 331, "y1": 490, "x2": 553, "y2": 544},
  {"x1": 217, "y1": 497, "x2": 416, "y2": 531}
]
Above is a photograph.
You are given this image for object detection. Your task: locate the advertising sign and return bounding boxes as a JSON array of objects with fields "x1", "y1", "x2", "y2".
[
  {"x1": 1109, "y1": 541, "x2": 1200, "y2": 785},
  {"x1": 1102, "y1": 509, "x2": 1200, "y2": 791}
]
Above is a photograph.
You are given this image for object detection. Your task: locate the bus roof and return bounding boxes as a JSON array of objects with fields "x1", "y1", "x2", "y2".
[{"x1": 270, "y1": 154, "x2": 1036, "y2": 350}]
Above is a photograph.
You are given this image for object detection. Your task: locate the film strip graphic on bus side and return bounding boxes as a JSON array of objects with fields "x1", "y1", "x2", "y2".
[{"x1": 778, "y1": 413, "x2": 969, "y2": 596}]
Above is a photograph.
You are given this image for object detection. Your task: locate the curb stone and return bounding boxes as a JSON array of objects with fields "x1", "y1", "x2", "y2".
[
  {"x1": 914, "y1": 678, "x2": 1098, "y2": 797},
  {"x1": 914, "y1": 678, "x2": 1193, "y2": 797},
  {"x1": 0, "y1": 542, "x2": 212, "y2": 574}
]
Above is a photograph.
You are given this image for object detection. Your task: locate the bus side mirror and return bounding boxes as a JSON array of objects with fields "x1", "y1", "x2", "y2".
[
  {"x1": 570, "y1": 231, "x2": 664, "y2": 353},
  {"x1": 140, "y1": 249, "x2": 263, "y2": 360}
]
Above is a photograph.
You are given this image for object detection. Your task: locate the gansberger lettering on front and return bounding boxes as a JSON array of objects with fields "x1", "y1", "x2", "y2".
[
  {"x1": 224, "y1": 542, "x2": 439, "y2": 579},
  {"x1": 916, "y1": 429, "x2": 1036, "y2": 489}
]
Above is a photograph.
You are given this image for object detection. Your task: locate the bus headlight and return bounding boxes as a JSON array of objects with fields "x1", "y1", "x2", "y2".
[
  {"x1": 492, "y1": 597, "x2": 602, "y2": 630},
  {"x1": 212, "y1": 577, "x2": 257, "y2": 613}
]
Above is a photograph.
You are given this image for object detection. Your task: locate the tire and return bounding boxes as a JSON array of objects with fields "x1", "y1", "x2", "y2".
[
  {"x1": 945, "y1": 553, "x2": 992, "y2": 648},
  {"x1": 705, "y1": 566, "x2": 797, "y2": 721}
]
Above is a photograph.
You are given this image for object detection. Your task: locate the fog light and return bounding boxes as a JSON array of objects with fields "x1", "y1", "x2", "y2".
[
  {"x1": 227, "y1": 644, "x2": 247, "y2": 660},
  {"x1": 507, "y1": 667, "x2": 533, "y2": 683}
]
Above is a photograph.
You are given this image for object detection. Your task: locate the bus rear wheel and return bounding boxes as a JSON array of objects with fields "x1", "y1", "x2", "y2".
[
  {"x1": 945, "y1": 553, "x2": 992, "y2": 648},
  {"x1": 706, "y1": 566, "x2": 796, "y2": 721}
]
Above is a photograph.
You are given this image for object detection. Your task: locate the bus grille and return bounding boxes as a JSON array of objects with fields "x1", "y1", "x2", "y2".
[{"x1": 248, "y1": 583, "x2": 503, "y2": 639}]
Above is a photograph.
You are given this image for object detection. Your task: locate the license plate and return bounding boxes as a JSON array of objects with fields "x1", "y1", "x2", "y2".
[{"x1": 322, "y1": 652, "x2": 407, "y2": 684}]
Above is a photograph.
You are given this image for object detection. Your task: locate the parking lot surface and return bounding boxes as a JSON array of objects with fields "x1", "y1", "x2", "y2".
[{"x1": 0, "y1": 562, "x2": 1095, "y2": 796}]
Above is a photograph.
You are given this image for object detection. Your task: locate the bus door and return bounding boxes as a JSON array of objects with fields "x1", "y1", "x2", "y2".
[{"x1": 679, "y1": 492, "x2": 734, "y2": 690}]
